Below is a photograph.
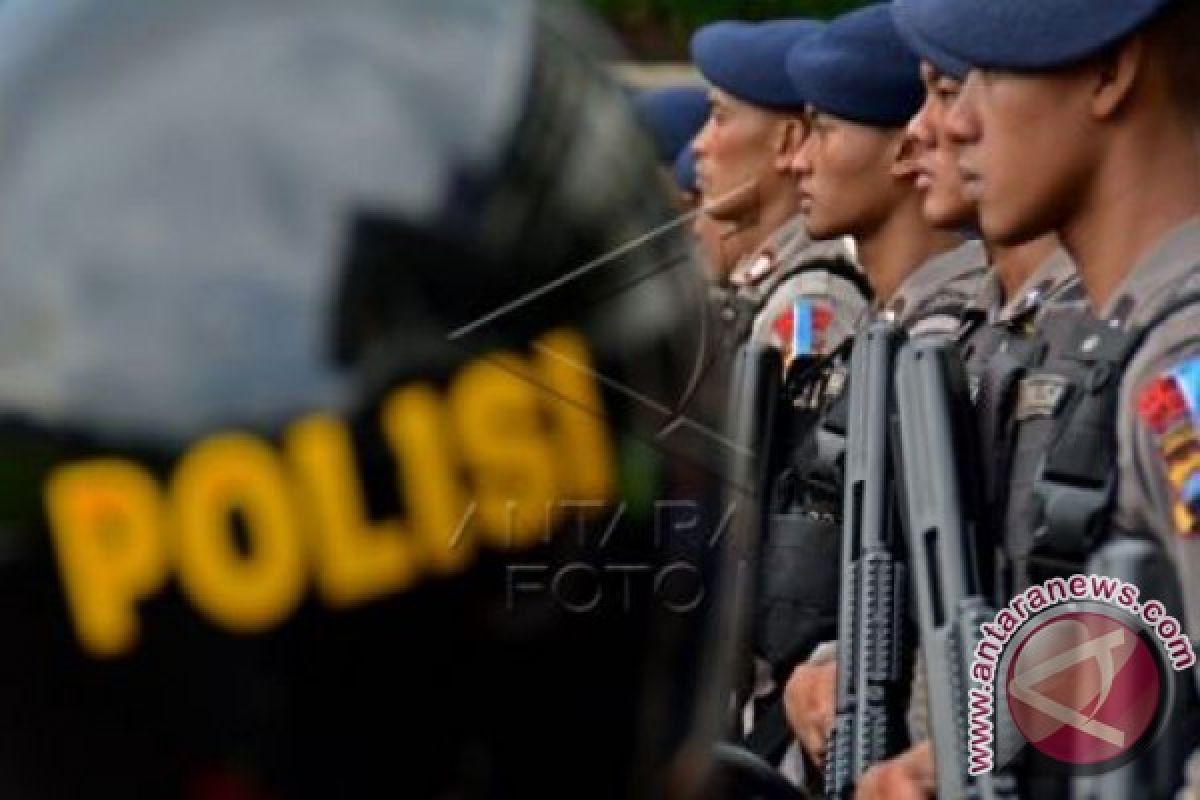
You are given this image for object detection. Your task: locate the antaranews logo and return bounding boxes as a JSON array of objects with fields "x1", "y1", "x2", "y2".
[{"x1": 967, "y1": 574, "x2": 1196, "y2": 776}]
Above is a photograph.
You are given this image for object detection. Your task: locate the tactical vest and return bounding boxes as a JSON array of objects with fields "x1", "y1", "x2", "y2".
[
  {"x1": 993, "y1": 289, "x2": 1200, "y2": 799},
  {"x1": 993, "y1": 291, "x2": 1195, "y2": 593},
  {"x1": 944, "y1": 280, "x2": 1085, "y2": 598},
  {"x1": 725, "y1": 257, "x2": 868, "y2": 765},
  {"x1": 753, "y1": 261, "x2": 1010, "y2": 678}
]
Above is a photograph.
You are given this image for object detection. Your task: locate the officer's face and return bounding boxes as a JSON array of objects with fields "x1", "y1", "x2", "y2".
[
  {"x1": 693, "y1": 89, "x2": 794, "y2": 222},
  {"x1": 789, "y1": 108, "x2": 906, "y2": 241},
  {"x1": 947, "y1": 67, "x2": 1098, "y2": 246},
  {"x1": 907, "y1": 63, "x2": 975, "y2": 229}
]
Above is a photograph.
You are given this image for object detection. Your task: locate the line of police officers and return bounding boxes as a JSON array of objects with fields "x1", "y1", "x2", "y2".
[{"x1": 640, "y1": 0, "x2": 1200, "y2": 797}]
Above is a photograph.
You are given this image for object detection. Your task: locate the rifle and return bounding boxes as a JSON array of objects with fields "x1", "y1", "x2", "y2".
[
  {"x1": 726, "y1": 342, "x2": 786, "y2": 547},
  {"x1": 892, "y1": 337, "x2": 1017, "y2": 800},
  {"x1": 825, "y1": 321, "x2": 911, "y2": 797},
  {"x1": 705, "y1": 342, "x2": 814, "y2": 800}
]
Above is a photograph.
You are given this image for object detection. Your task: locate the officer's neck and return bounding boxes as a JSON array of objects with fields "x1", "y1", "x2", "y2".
[
  {"x1": 988, "y1": 235, "x2": 1059, "y2": 304},
  {"x1": 733, "y1": 190, "x2": 800, "y2": 256},
  {"x1": 858, "y1": 200, "x2": 963, "y2": 306},
  {"x1": 1061, "y1": 113, "x2": 1200, "y2": 312}
]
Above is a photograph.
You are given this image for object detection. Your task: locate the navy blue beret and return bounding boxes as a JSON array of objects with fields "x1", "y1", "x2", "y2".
[
  {"x1": 674, "y1": 145, "x2": 698, "y2": 194},
  {"x1": 787, "y1": 3, "x2": 924, "y2": 127},
  {"x1": 633, "y1": 86, "x2": 710, "y2": 165},
  {"x1": 891, "y1": 0, "x2": 969, "y2": 80},
  {"x1": 896, "y1": 0, "x2": 1175, "y2": 71},
  {"x1": 691, "y1": 19, "x2": 823, "y2": 111}
]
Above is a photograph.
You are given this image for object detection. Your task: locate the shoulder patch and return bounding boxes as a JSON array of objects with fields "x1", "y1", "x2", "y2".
[
  {"x1": 770, "y1": 298, "x2": 832, "y2": 365},
  {"x1": 1138, "y1": 358, "x2": 1200, "y2": 536}
]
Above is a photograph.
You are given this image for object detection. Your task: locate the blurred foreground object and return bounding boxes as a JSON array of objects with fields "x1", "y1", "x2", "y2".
[{"x1": 0, "y1": 0, "x2": 737, "y2": 797}]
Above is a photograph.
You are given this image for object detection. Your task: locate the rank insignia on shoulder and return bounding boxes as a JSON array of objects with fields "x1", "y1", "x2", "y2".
[
  {"x1": 1138, "y1": 357, "x2": 1200, "y2": 536},
  {"x1": 732, "y1": 251, "x2": 776, "y2": 288}
]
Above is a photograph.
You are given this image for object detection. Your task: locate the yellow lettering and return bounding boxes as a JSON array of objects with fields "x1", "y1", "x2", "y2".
[
  {"x1": 535, "y1": 329, "x2": 616, "y2": 504},
  {"x1": 287, "y1": 414, "x2": 417, "y2": 607},
  {"x1": 45, "y1": 461, "x2": 168, "y2": 657},
  {"x1": 382, "y1": 386, "x2": 474, "y2": 575},
  {"x1": 450, "y1": 354, "x2": 558, "y2": 548},
  {"x1": 170, "y1": 434, "x2": 306, "y2": 632}
]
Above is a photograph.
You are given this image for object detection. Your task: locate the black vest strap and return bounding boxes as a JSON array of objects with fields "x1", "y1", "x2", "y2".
[{"x1": 1034, "y1": 290, "x2": 1200, "y2": 561}]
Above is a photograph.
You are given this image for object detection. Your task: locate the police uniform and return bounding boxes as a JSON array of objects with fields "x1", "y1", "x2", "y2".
[
  {"x1": 986, "y1": 214, "x2": 1199, "y2": 800},
  {"x1": 1114, "y1": 221, "x2": 1200, "y2": 616},
  {"x1": 691, "y1": 19, "x2": 869, "y2": 367},
  {"x1": 905, "y1": 248, "x2": 1081, "y2": 747},
  {"x1": 742, "y1": 8, "x2": 989, "y2": 782},
  {"x1": 878, "y1": 238, "x2": 989, "y2": 335},
  {"x1": 688, "y1": 17, "x2": 876, "y2": 782},
  {"x1": 715, "y1": 218, "x2": 867, "y2": 364},
  {"x1": 899, "y1": 0, "x2": 1199, "y2": 795}
]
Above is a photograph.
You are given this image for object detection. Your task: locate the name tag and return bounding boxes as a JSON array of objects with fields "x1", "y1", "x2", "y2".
[{"x1": 1015, "y1": 374, "x2": 1069, "y2": 421}]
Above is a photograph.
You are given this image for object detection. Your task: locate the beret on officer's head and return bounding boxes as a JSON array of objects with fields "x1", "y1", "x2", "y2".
[
  {"x1": 691, "y1": 19, "x2": 823, "y2": 111},
  {"x1": 674, "y1": 145, "x2": 699, "y2": 194},
  {"x1": 895, "y1": 0, "x2": 1176, "y2": 71},
  {"x1": 891, "y1": 0, "x2": 969, "y2": 80},
  {"x1": 786, "y1": 3, "x2": 924, "y2": 128},
  {"x1": 633, "y1": 87, "x2": 710, "y2": 165}
]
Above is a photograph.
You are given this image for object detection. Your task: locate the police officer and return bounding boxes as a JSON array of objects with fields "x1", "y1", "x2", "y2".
[
  {"x1": 846, "y1": 6, "x2": 1082, "y2": 794},
  {"x1": 685, "y1": 19, "x2": 872, "y2": 788},
  {"x1": 634, "y1": 85, "x2": 709, "y2": 210},
  {"x1": 633, "y1": 86, "x2": 758, "y2": 287},
  {"x1": 634, "y1": 85, "x2": 710, "y2": 170},
  {"x1": 859, "y1": 0, "x2": 1200, "y2": 796},
  {"x1": 690, "y1": 19, "x2": 868, "y2": 363},
  {"x1": 777, "y1": 5, "x2": 990, "y2": 773},
  {"x1": 784, "y1": 3, "x2": 987, "y2": 337},
  {"x1": 0, "y1": 1, "x2": 738, "y2": 797}
]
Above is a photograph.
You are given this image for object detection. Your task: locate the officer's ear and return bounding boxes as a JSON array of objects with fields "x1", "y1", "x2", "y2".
[
  {"x1": 773, "y1": 116, "x2": 806, "y2": 172},
  {"x1": 889, "y1": 128, "x2": 921, "y2": 182},
  {"x1": 1091, "y1": 34, "x2": 1145, "y2": 120}
]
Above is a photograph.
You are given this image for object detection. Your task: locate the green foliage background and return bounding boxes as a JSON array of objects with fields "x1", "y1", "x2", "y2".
[{"x1": 582, "y1": 0, "x2": 873, "y2": 58}]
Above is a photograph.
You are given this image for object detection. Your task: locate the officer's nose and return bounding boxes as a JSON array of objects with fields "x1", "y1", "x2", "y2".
[
  {"x1": 945, "y1": 73, "x2": 982, "y2": 147},
  {"x1": 788, "y1": 133, "x2": 813, "y2": 178},
  {"x1": 692, "y1": 115, "x2": 716, "y2": 160},
  {"x1": 906, "y1": 96, "x2": 937, "y2": 151}
]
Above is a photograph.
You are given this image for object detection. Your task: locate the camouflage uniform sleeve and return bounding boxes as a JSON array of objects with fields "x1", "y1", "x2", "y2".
[
  {"x1": 749, "y1": 267, "x2": 867, "y2": 361},
  {"x1": 1117, "y1": 304, "x2": 1200, "y2": 642}
]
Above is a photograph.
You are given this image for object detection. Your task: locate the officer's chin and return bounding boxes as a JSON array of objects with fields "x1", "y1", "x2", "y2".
[{"x1": 703, "y1": 184, "x2": 760, "y2": 223}]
